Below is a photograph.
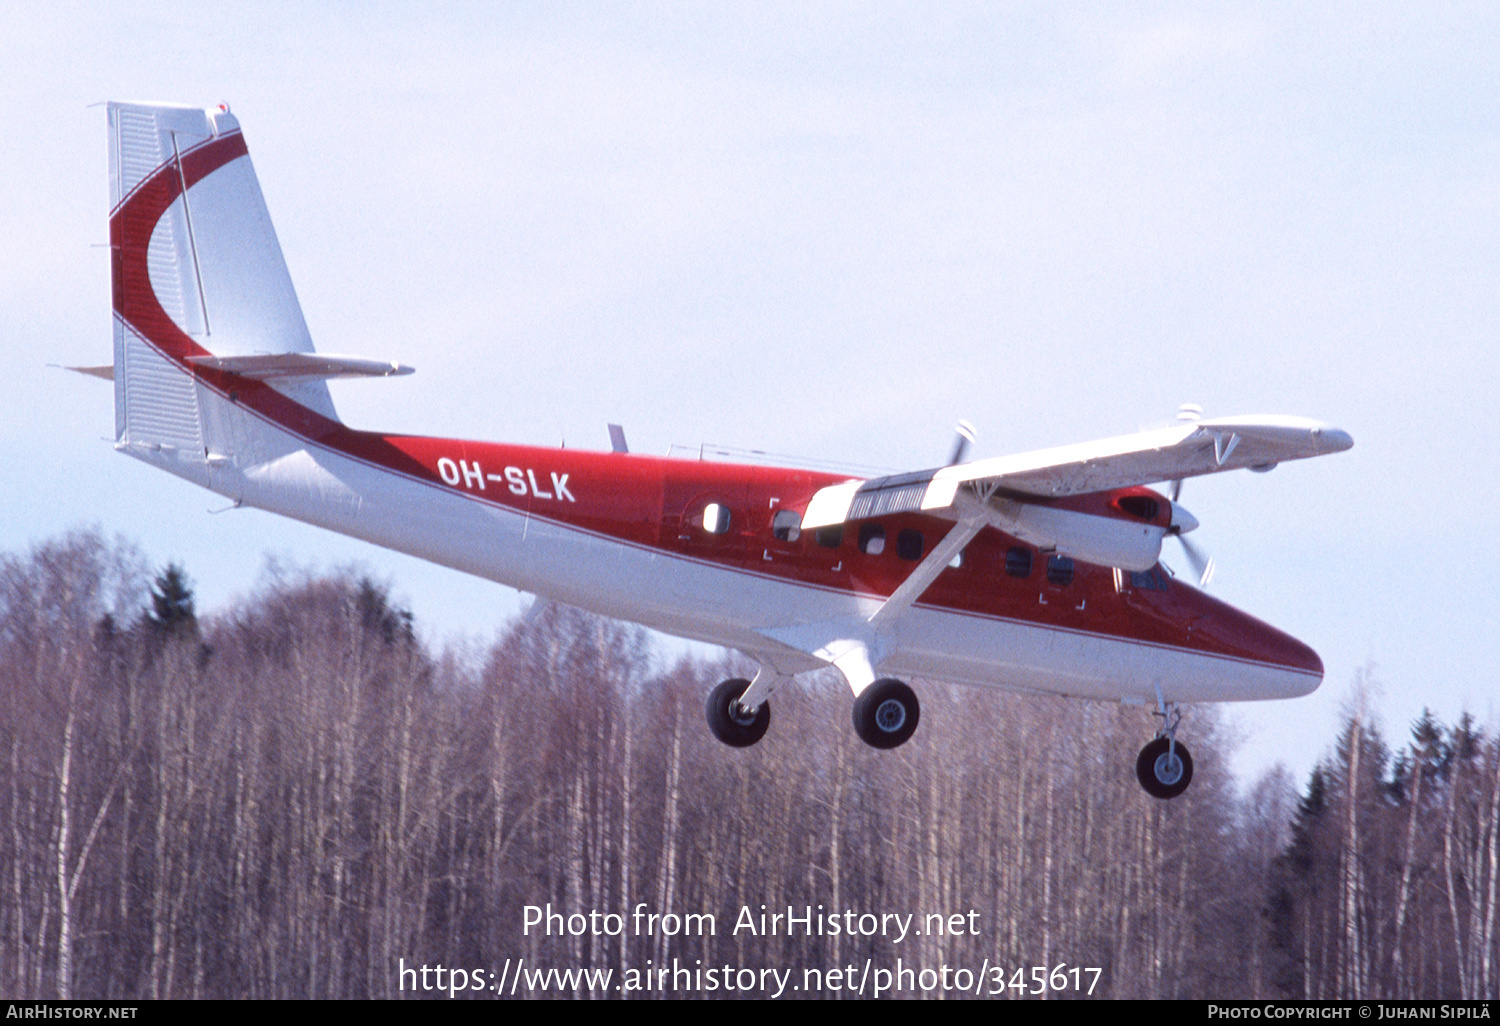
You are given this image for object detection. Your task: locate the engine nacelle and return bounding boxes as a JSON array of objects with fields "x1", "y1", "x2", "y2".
[{"x1": 982, "y1": 486, "x2": 1179, "y2": 572}]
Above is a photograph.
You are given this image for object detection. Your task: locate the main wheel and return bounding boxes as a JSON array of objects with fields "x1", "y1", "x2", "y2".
[
  {"x1": 705, "y1": 678, "x2": 770, "y2": 748},
  {"x1": 1136, "y1": 737, "x2": 1194, "y2": 799},
  {"x1": 852, "y1": 678, "x2": 920, "y2": 749}
]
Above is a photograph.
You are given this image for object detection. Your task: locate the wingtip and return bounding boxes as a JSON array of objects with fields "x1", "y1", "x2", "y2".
[{"x1": 1315, "y1": 426, "x2": 1354, "y2": 453}]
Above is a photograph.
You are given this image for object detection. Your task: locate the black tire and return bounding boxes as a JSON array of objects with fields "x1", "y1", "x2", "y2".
[
  {"x1": 1136, "y1": 736, "x2": 1194, "y2": 799},
  {"x1": 705, "y1": 678, "x2": 769, "y2": 748},
  {"x1": 852, "y1": 678, "x2": 920, "y2": 749}
]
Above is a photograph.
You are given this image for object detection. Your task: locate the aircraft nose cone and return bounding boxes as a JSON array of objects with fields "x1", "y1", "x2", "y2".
[
  {"x1": 1273, "y1": 633, "x2": 1324, "y2": 695},
  {"x1": 1187, "y1": 596, "x2": 1326, "y2": 698}
]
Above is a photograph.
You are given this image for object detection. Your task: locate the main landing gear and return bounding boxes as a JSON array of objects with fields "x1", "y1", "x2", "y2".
[
  {"x1": 851, "y1": 678, "x2": 920, "y2": 749},
  {"x1": 704, "y1": 676, "x2": 922, "y2": 751},
  {"x1": 705, "y1": 678, "x2": 770, "y2": 748},
  {"x1": 1136, "y1": 697, "x2": 1194, "y2": 800}
]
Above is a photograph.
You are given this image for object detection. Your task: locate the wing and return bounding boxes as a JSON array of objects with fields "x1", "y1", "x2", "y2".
[{"x1": 803, "y1": 415, "x2": 1353, "y2": 529}]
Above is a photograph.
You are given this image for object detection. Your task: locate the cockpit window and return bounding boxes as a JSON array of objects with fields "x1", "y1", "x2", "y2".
[{"x1": 1130, "y1": 567, "x2": 1168, "y2": 591}]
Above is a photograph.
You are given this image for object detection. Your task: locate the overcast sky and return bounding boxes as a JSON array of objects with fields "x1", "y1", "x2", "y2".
[{"x1": 4, "y1": 1, "x2": 1497, "y2": 787}]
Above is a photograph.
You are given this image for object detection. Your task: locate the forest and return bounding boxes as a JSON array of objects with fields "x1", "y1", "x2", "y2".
[{"x1": 1, "y1": 528, "x2": 1495, "y2": 1000}]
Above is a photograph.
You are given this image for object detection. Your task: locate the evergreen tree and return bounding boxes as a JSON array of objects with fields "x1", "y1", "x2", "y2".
[{"x1": 145, "y1": 563, "x2": 197, "y2": 638}]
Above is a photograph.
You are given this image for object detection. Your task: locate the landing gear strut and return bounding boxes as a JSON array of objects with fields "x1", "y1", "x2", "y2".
[
  {"x1": 705, "y1": 678, "x2": 770, "y2": 748},
  {"x1": 1136, "y1": 697, "x2": 1193, "y2": 799},
  {"x1": 852, "y1": 678, "x2": 920, "y2": 749}
]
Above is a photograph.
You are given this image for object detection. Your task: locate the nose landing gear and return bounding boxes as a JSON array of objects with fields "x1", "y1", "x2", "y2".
[{"x1": 1136, "y1": 696, "x2": 1193, "y2": 799}]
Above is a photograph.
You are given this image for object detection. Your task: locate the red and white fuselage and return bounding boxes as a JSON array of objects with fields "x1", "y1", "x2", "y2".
[{"x1": 103, "y1": 102, "x2": 1351, "y2": 793}]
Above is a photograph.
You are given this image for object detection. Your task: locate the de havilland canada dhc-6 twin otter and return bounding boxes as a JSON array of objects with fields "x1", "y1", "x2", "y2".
[{"x1": 91, "y1": 101, "x2": 1352, "y2": 799}]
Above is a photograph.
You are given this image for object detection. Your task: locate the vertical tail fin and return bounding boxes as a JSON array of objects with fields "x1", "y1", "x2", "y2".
[{"x1": 108, "y1": 100, "x2": 337, "y2": 460}]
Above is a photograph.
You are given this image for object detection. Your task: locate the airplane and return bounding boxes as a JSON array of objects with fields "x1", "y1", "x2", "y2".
[{"x1": 94, "y1": 101, "x2": 1352, "y2": 799}]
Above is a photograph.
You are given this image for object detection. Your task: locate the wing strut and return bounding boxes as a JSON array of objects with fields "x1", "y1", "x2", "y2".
[
  {"x1": 753, "y1": 502, "x2": 985, "y2": 697},
  {"x1": 868, "y1": 505, "x2": 985, "y2": 629},
  {"x1": 736, "y1": 664, "x2": 791, "y2": 711}
]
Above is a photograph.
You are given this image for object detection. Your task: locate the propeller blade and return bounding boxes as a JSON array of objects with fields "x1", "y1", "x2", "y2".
[
  {"x1": 1175, "y1": 535, "x2": 1216, "y2": 588},
  {"x1": 1166, "y1": 493, "x2": 1213, "y2": 586},
  {"x1": 1167, "y1": 405, "x2": 1203, "y2": 501},
  {"x1": 947, "y1": 420, "x2": 977, "y2": 466}
]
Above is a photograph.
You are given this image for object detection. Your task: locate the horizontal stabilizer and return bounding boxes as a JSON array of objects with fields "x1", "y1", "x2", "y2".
[
  {"x1": 185, "y1": 353, "x2": 414, "y2": 381},
  {"x1": 63, "y1": 364, "x2": 116, "y2": 381}
]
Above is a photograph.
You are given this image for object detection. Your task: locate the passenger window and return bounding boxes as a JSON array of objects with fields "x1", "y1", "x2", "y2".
[
  {"x1": 897, "y1": 529, "x2": 923, "y2": 561},
  {"x1": 858, "y1": 523, "x2": 886, "y2": 555},
  {"x1": 702, "y1": 503, "x2": 730, "y2": 535},
  {"x1": 1005, "y1": 547, "x2": 1032, "y2": 579},
  {"x1": 1046, "y1": 555, "x2": 1075, "y2": 587},
  {"x1": 772, "y1": 509, "x2": 802, "y2": 542},
  {"x1": 815, "y1": 525, "x2": 843, "y2": 549}
]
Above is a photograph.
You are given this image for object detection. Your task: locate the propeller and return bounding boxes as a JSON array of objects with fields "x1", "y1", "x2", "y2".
[
  {"x1": 947, "y1": 420, "x2": 977, "y2": 466},
  {"x1": 1166, "y1": 404, "x2": 1215, "y2": 587},
  {"x1": 1171, "y1": 528, "x2": 1216, "y2": 588}
]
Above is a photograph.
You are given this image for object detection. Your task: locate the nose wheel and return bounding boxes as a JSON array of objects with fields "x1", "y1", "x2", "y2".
[
  {"x1": 705, "y1": 678, "x2": 770, "y2": 748},
  {"x1": 1136, "y1": 693, "x2": 1193, "y2": 799},
  {"x1": 1136, "y1": 736, "x2": 1194, "y2": 799},
  {"x1": 852, "y1": 678, "x2": 920, "y2": 749}
]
